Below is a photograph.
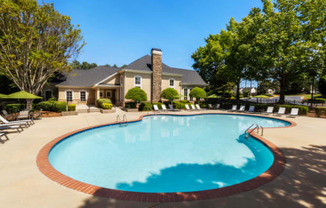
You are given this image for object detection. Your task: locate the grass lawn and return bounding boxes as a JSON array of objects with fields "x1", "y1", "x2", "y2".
[{"x1": 253, "y1": 95, "x2": 275, "y2": 99}]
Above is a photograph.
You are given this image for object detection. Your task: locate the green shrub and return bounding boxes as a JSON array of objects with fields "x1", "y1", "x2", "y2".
[
  {"x1": 200, "y1": 103, "x2": 207, "y2": 108},
  {"x1": 315, "y1": 108, "x2": 326, "y2": 117},
  {"x1": 5, "y1": 104, "x2": 25, "y2": 113},
  {"x1": 38, "y1": 101, "x2": 67, "y2": 112},
  {"x1": 96, "y1": 98, "x2": 112, "y2": 107},
  {"x1": 32, "y1": 103, "x2": 41, "y2": 110},
  {"x1": 48, "y1": 97, "x2": 56, "y2": 101},
  {"x1": 125, "y1": 87, "x2": 147, "y2": 102},
  {"x1": 125, "y1": 102, "x2": 137, "y2": 109},
  {"x1": 243, "y1": 89, "x2": 250, "y2": 97},
  {"x1": 102, "y1": 103, "x2": 113, "y2": 109},
  {"x1": 161, "y1": 88, "x2": 179, "y2": 101},
  {"x1": 189, "y1": 87, "x2": 207, "y2": 102},
  {"x1": 139, "y1": 102, "x2": 153, "y2": 111},
  {"x1": 276, "y1": 105, "x2": 309, "y2": 115},
  {"x1": 68, "y1": 104, "x2": 76, "y2": 111},
  {"x1": 180, "y1": 100, "x2": 189, "y2": 103},
  {"x1": 173, "y1": 101, "x2": 186, "y2": 109}
]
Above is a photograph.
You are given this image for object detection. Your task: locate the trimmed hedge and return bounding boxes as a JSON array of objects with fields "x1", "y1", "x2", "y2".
[
  {"x1": 173, "y1": 101, "x2": 186, "y2": 109},
  {"x1": 96, "y1": 99, "x2": 112, "y2": 108},
  {"x1": 102, "y1": 103, "x2": 113, "y2": 109},
  {"x1": 139, "y1": 102, "x2": 153, "y2": 111},
  {"x1": 315, "y1": 108, "x2": 326, "y2": 117},
  {"x1": 5, "y1": 104, "x2": 25, "y2": 114},
  {"x1": 125, "y1": 102, "x2": 137, "y2": 109},
  {"x1": 180, "y1": 100, "x2": 189, "y2": 104},
  {"x1": 38, "y1": 101, "x2": 67, "y2": 112},
  {"x1": 68, "y1": 104, "x2": 76, "y2": 111}
]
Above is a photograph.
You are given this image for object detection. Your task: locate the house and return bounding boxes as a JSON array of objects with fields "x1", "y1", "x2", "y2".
[{"x1": 51, "y1": 48, "x2": 207, "y2": 106}]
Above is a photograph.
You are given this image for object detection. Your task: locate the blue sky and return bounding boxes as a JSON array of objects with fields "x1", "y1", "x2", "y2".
[{"x1": 42, "y1": 0, "x2": 262, "y2": 87}]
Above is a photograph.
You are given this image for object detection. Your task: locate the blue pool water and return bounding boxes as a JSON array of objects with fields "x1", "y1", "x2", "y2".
[{"x1": 49, "y1": 114, "x2": 289, "y2": 193}]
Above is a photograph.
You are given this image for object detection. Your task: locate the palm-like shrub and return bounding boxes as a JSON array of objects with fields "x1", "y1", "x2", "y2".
[{"x1": 125, "y1": 87, "x2": 147, "y2": 103}]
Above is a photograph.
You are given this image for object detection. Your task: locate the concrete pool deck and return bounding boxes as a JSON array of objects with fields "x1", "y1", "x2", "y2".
[{"x1": 0, "y1": 109, "x2": 325, "y2": 208}]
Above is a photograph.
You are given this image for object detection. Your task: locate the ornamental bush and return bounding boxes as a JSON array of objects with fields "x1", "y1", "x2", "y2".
[
  {"x1": 161, "y1": 88, "x2": 179, "y2": 102},
  {"x1": 173, "y1": 101, "x2": 186, "y2": 109},
  {"x1": 125, "y1": 102, "x2": 137, "y2": 109},
  {"x1": 5, "y1": 103, "x2": 25, "y2": 113},
  {"x1": 38, "y1": 101, "x2": 67, "y2": 112},
  {"x1": 125, "y1": 87, "x2": 147, "y2": 102},
  {"x1": 68, "y1": 104, "x2": 76, "y2": 111},
  {"x1": 189, "y1": 87, "x2": 206, "y2": 101},
  {"x1": 315, "y1": 108, "x2": 326, "y2": 117},
  {"x1": 139, "y1": 102, "x2": 153, "y2": 111},
  {"x1": 96, "y1": 98, "x2": 112, "y2": 107},
  {"x1": 102, "y1": 103, "x2": 113, "y2": 109}
]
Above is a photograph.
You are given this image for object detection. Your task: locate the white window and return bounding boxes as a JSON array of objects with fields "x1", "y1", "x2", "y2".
[
  {"x1": 134, "y1": 76, "x2": 142, "y2": 88},
  {"x1": 169, "y1": 79, "x2": 175, "y2": 88},
  {"x1": 66, "y1": 90, "x2": 73, "y2": 102},
  {"x1": 80, "y1": 91, "x2": 86, "y2": 101},
  {"x1": 184, "y1": 88, "x2": 188, "y2": 100}
]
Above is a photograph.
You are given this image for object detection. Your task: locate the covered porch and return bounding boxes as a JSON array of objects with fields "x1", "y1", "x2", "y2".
[{"x1": 93, "y1": 84, "x2": 122, "y2": 106}]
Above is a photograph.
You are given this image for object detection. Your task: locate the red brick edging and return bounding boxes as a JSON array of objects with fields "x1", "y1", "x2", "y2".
[{"x1": 36, "y1": 113, "x2": 296, "y2": 202}]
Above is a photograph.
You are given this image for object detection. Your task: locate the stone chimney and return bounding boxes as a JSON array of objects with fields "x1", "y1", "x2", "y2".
[{"x1": 151, "y1": 48, "x2": 162, "y2": 102}]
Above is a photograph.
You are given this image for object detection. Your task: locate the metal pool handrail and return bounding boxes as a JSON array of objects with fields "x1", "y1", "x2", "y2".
[{"x1": 244, "y1": 123, "x2": 263, "y2": 139}]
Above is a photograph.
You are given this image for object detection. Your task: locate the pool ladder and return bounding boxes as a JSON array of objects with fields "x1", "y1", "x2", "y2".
[
  {"x1": 244, "y1": 124, "x2": 263, "y2": 140},
  {"x1": 116, "y1": 114, "x2": 128, "y2": 126}
]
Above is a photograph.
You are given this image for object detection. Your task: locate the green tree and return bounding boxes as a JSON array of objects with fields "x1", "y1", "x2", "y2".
[
  {"x1": 161, "y1": 88, "x2": 179, "y2": 103},
  {"x1": 125, "y1": 87, "x2": 147, "y2": 103},
  {"x1": 189, "y1": 87, "x2": 206, "y2": 103},
  {"x1": 0, "y1": 0, "x2": 84, "y2": 109}
]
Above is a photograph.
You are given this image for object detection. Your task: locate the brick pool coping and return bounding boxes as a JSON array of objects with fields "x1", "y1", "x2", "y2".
[{"x1": 36, "y1": 113, "x2": 296, "y2": 202}]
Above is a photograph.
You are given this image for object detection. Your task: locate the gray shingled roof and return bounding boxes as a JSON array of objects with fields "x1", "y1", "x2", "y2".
[
  {"x1": 58, "y1": 55, "x2": 207, "y2": 87},
  {"x1": 126, "y1": 55, "x2": 207, "y2": 85},
  {"x1": 56, "y1": 66, "x2": 120, "y2": 87}
]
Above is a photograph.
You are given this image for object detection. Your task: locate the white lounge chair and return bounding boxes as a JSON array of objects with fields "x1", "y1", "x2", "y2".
[
  {"x1": 287, "y1": 108, "x2": 299, "y2": 118},
  {"x1": 153, "y1": 104, "x2": 160, "y2": 112},
  {"x1": 0, "y1": 124, "x2": 23, "y2": 132},
  {"x1": 185, "y1": 104, "x2": 191, "y2": 111},
  {"x1": 161, "y1": 104, "x2": 167, "y2": 111},
  {"x1": 248, "y1": 106, "x2": 255, "y2": 113},
  {"x1": 17, "y1": 110, "x2": 35, "y2": 124},
  {"x1": 208, "y1": 104, "x2": 213, "y2": 109},
  {"x1": 0, "y1": 132, "x2": 9, "y2": 143},
  {"x1": 262, "y1": 106, "x2": 274, "y2": 115},
  {"x1": 229, "y1": 105, "x2": 237, "y2": 111},
  {"x1": 195, "y1": 104, "x2": 202, "y2": 110},
  {"x1": 238, "y1": 105, "x2": 245, "y2": 112},
  {"x1": 0, "y1": 115, "x2": 30, "y2": 127},
  {"x1": 191, "y1": 104, "x2": 197, "y2": 110},
  {"x1": 274, "y1": 107, "x2": 286, "y2": 116}
]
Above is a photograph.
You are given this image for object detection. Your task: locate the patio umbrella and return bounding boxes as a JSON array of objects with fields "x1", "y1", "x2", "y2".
[
  {"x1": 0, "y1": 93, "x2": 8, "y2": 99},
  {"x1": 6, "y1": 91, "x2": 42, "y2": 99},
  {"x1": 6, "y1": 91, "x2": 42, "y2": 110}
]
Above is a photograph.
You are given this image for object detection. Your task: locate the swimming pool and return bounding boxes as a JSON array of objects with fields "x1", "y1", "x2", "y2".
[{"x1": 47, "y1": 114, "x2": 290, "y2": 195}]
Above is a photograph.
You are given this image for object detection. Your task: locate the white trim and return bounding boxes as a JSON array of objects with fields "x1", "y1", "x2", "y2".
[
  {"x1": 79, "y1": 90, "x2": 87, "y2": 101},
  {"x1": 134, "y1": 75, "x2": 142, "y2": 88},
  {"x1": 120, "y1": 69, "x2": 152, "y2": 74},
  {"x1": 64, "y1": 90, "x2": 74, "y2": 101},
  {"x1": 162, "y1": 72, "x2": 182, "y2": 77},
  {"x1": 169, "y1": 78, "x2": 175, "y2": 88},
  {"x1": 93, "y1": 72, "x2": 118, "y2": 86}
]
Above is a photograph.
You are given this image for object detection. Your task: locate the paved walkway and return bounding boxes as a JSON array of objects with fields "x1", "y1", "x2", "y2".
[{"x1": 0, "y1": 110, "x2": 325, "y2": 208}]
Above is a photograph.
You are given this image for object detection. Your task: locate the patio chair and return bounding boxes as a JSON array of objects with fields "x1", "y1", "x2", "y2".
[
  {"x1": 215, "y1": 104, "x2": 220, "y2": 109},
  {"x1": 208, "y1": 104, "x2": 213, "y2": 109},
  {"x1": 238, "y1": 105, "x2": 245, "y2": 112},
  {"x1": 190, "y1": 104, "x2": 197, "y2": 110},
  {"x1": 195, "y1": 104, "x2": 202, "y2": 110},
  {"x1": 17, "y1": 110, "x2": 34, "y2": 124},
  {"x1": 229, "y1": 105, "x2": 237, "y2": 111},
  {"x1": 0, "y1": 115, "x2": 29, "y2": 128},
  {"x1": 0, "y1": 132, "x2": 9, "y2": 143},
  {"x1": 185, "y1": 104, "x2": 191, "y2": 111},
  {"x1": 161, "y1": 104, "x2": 168, "y2": 111},
  {"x1": 287, "y1": 108, "x2": 299, "y2": 118},
  {"x1": 1, "y1": 110, "x2": 16, "y2": 120},
  {"x1": 247, "y1": 106, "x2": 255, "y2": 113},
  {"x1": 262, "y1": 106, "x2": 274, "y2": 115},
  {"x1": 0, "y1": 123, "x2": 23, "y2": 132},
  {"x1": 274, "y1": 107, "x2": 286, "y2": 116},
  {"x1": 168, "y1": 104, "x2": 179, "y2": 111},
  {"x1": 153, "y1": 104, "x2": 160, "y2": 112}
]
